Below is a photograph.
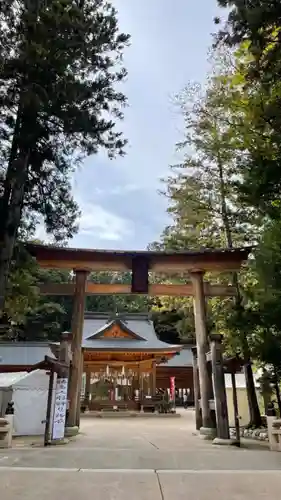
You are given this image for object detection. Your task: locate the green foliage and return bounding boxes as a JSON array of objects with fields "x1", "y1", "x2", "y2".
[
  {"x1": 151, "y1": 68, "x2": 260, "y2": 354},
  {"x1": 243, "y1": 220, "x2": 281, "y2": 375},
  {"x1": 15, "y1": 302, "x2": 68, "y2": 342},
  {"x1": 216, "y1": 1, "x2": 281, "y2": 218},
  {"x1": 0, "y1": 0, "x2": 130, "y2": 311},
  {"x1": 150, "y1": 45, "x2": 272, "y2": 424},
  {"x1": 2, "y1": 262, "x2": 154, "y2": 340},
  {"x1": 0, "y1": 0, "x2": 129, "y2": 239},
  {"x1": 215, "y1": 2, "x2": 281, "y2": 385},
  {"x1": 1, "y1": 241, "x2": 73, "y2": 340},
  {"x1": 151, "y1": 308, "x2": 192, "y2": 344},
  {"x1": 4, "y1": 243, "x2": 39, "y2": 325},
  {"x1": 86, "y1": 271, "x2": 150, "y2": 314}
]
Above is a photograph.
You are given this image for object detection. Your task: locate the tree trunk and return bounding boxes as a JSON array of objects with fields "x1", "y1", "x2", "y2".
[
  {"x1": 261, "y1": 370, "x2": 272, "y2": 412},
  {"x1": 0, "y1": 88, "x2": 36, "y2": 317},
  {"x1": 0, "y1": 97, "x2": 25, "y2": 238},
  {"x1": 274, "y1": 366, "x2": 281, "y2": 416},
  {"x1": 0, "y1": 152, "x2": 30, "y2": 315},
  {"x1": 217, "y1": 156, "x2": 262, "y2": 428},
  {"x1": 0, "y1": 1, "x2": 39, "y2": 317},
  {"x1": 243, "y1": 358, "x2": 262, "y2": 427}
]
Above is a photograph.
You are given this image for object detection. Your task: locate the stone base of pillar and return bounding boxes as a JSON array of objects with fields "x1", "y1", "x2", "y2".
[
  {"x1": 49, "y1": 438, "x2": 70, "y2": 446},
  {"x1": 65, "y1": 426, "x2": 79, "y2": 437},
  {"x1": 212, "y1": 437, "x2": 236, "y2": 446},
  {"x1": 199, "y1": 426, "x2": 216, "y2": 440}
]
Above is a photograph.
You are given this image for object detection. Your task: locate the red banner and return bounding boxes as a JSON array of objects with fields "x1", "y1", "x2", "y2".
[{"x1": 170, "y1": 376, "x2": 175, "y2": 400}]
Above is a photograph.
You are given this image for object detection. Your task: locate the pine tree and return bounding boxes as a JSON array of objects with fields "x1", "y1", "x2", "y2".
[{"x1": 0, "y1": 0, "x2": 130, "y2": 312}]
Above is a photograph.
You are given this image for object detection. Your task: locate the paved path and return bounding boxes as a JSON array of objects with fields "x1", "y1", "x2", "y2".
[{"x1": 1, "y1": 410, "x2": 281, "y2": 499}]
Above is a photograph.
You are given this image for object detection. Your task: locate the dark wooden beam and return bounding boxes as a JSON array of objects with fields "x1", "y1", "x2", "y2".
[
  {"x1": 39, "y1": 282, "x2": 236, "y2": 297},
  {"x1": 131, "y1": 256, "x2": 149, "y2": 294},
  {"x1": 26, "y1": 243, "x2": 251, "y2": 273}
]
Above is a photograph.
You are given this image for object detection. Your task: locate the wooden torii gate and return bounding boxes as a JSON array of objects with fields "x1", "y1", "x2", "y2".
[{"x1": 27, "y1": 243, "x2": 250, "y2": 436}]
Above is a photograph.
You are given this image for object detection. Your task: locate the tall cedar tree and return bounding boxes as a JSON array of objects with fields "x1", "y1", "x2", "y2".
[
  {"x1": 215, "y1": 3, "x2": 281, "y2": 412},
  {"x1": 216, "y1": 1, "x2": 281, "y2": 216},
  {"x1": 0, "y1": 0, "x2": 129, "y2": 313},
  {"x1": 155, "y1": 78, "x2": 262, "y2": 426}
]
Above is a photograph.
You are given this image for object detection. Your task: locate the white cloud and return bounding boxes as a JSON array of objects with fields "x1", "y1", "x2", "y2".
[
  {"x1": 34, "y1": 223, "x2": 52, "y2": 243},
  {"x1": 108, "y1": 184, "x2": 139, "y2": 196},
  {"x1": 78, "y1": 203, "x2": 134, "y2": 242},
  {"x1": 33, "y1": 201, "x2": 134, "y2": 248},
  {"x1": 89, "y1": 184, "x2": 139, "y2": 197},
  {"x1": 37, "y1": 1, "x2": 221, "y2": 251}
]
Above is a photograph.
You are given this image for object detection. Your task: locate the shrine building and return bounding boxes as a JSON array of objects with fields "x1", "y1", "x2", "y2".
[
  {"x1": 0, "y1": 311, "x2": 194, "y2": 411},
  {"x1": 80, "y1": 311, "x2": 191, "y2": 410}
]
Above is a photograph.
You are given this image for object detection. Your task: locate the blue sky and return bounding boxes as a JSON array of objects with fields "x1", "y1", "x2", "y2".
[{"x1": 70, "y1": 1, "x2": 223, "y2": 250}]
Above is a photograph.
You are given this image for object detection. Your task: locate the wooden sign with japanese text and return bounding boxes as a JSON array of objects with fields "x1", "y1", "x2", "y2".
[{"x1": 52, "y1": 377, "x2": 68, "y2": 440}]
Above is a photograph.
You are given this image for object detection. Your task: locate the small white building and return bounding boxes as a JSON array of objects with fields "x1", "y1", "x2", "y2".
[
  {"x1": 0, "y1": 370, "x2": 55, "y2": 436},
  {"x1": 225, "y1": 372, "x2": 260, "y2": 427}
]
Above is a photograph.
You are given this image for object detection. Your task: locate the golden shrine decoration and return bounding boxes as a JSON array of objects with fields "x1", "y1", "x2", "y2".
[{"x1": 102, "y1": 325, "x2": 134, "y2": 339}]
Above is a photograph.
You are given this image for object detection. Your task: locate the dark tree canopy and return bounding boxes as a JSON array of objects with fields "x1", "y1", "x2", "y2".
[{"x1": 0, "y1": 0, "x2": 130, "y2": 311}]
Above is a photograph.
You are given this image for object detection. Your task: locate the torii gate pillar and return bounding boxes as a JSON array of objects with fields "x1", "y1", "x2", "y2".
[
  {"x1": 190, "y1": 271, "x2": 214, "y2": 438},
  {"x1": 67, "y1": 270, "x2": 88, "y2": 428}
]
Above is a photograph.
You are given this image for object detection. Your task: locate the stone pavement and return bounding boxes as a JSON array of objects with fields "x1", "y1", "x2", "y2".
[{"x1": 1, "y1": 409, "x2": 281, "y2": 499}]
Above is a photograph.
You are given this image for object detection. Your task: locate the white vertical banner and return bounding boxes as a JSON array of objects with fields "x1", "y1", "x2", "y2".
[{"x1": 52, "y1": 377, "x2": 68, "y2": 441}]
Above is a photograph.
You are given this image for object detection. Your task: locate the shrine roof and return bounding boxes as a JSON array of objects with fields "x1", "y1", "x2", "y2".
[
  {"x1": 82, "y1": 312, "x2": 181, "y2": 353},
  {"x1": 0, "y1": 342, "x2": 54, "y2": 367},
  {"x1": 160, "y1": 346, "x2": 193, "y2": 367}
]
